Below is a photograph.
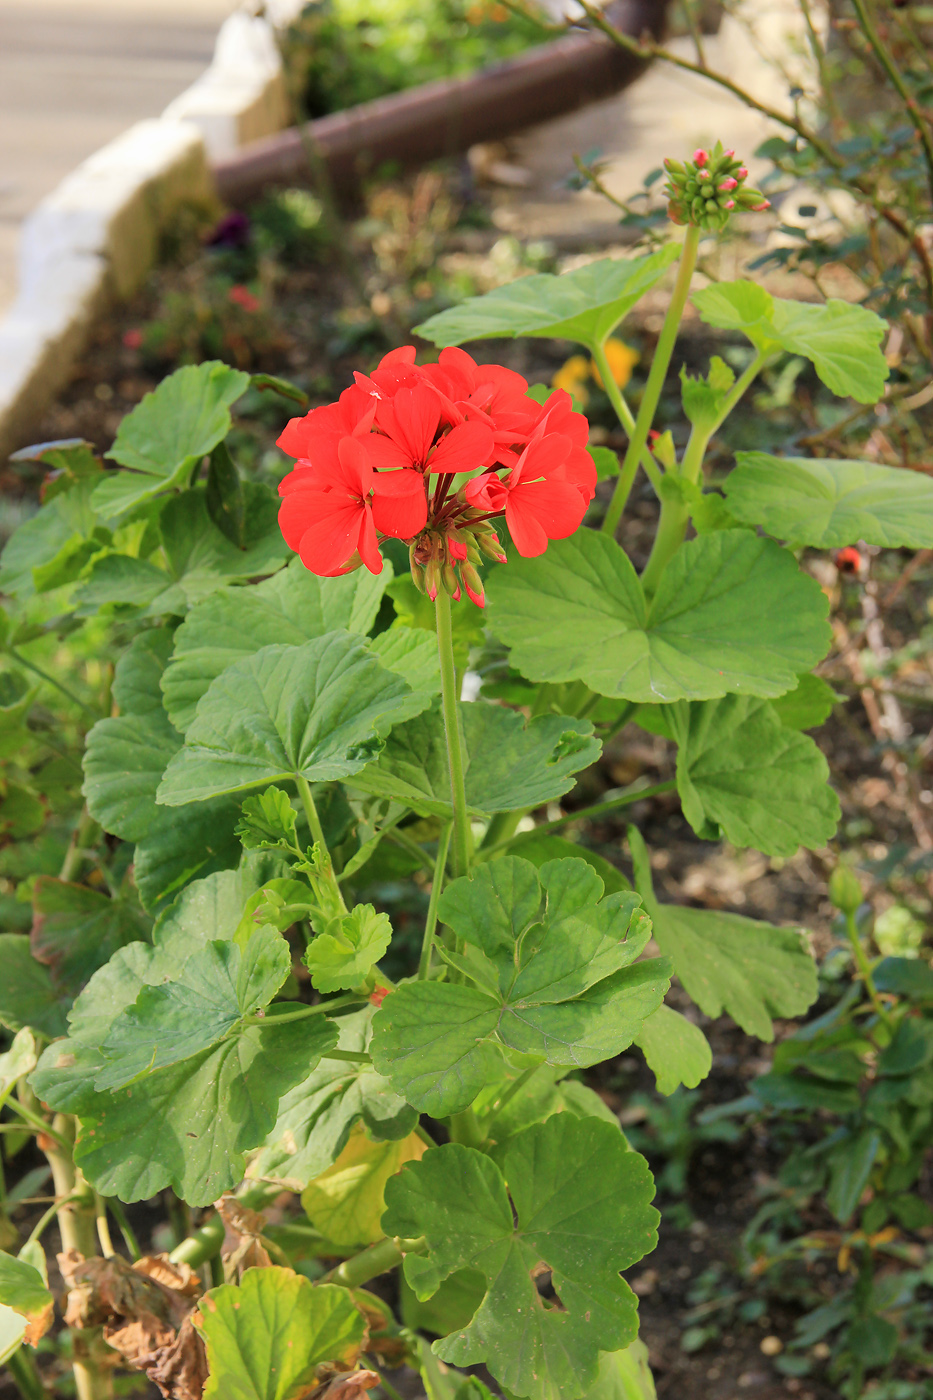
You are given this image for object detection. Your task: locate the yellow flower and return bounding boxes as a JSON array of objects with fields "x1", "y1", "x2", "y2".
[
  {"x1": 552, "y1": 354, "x2": 591, "y2": 407},
  {"x1": 592, "y1": 338, "x2": 639, "y2": 390}
]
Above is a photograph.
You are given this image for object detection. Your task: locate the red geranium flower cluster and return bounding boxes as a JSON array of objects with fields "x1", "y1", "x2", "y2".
[{"x1": 276, "y1": 346, "x2": 595, "y2": 607}]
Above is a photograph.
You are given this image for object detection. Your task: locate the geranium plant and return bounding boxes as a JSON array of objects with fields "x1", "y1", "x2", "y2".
[{"x1": 0, "y1": 143, "x2": 926, "y2": 1400}]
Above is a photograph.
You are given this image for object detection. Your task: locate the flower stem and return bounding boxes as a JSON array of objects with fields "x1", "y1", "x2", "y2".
[
  {"x1": 7, "y1": 647, "x2": 97, "y2": 720},
  {"x1": 845, "y1": 910, "x2": 893, "y2": 1029},
  {"x1": 479, "y1": 780, "x2": 676, "y2": 859},
  {"x1": 325, "y1": 1235, "x2": 421, "y2": 1288},
  {"x1": 590, "y1": 341, "x2": 662, "y2": 497},
  {"x1": 602, "y1": 225, "x2": 700, "y2": 537},
  {"x1": 419, "y1": 822, "x2": 452, "y2": 979},
  {"x1": 434, "y1": 590, "x2": 471, "y2": 878},
  {"x1": 296, "y1": 774, "x2": 347, "y2": 913},
  {"x1": 242, "y1": 994, "x2": 362, "y2": 1026}
]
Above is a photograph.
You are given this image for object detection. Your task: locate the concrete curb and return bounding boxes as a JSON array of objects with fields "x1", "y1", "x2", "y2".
[{"x1": 0, "y1": 5, "x2": 299, "y2": 464}]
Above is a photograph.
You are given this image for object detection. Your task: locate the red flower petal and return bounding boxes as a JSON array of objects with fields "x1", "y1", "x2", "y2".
[
  {"x1": 427, "y1": 420, "x2": 495, "y2": 475},
  {"x1": 371, "y1": 469, "x2": 428, "y2": 539}
]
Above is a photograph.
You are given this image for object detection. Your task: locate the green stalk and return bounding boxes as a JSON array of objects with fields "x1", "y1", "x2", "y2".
[
  {"x1": 434, "y1": 590, "x2": 471, "y2": 878},
  {"x1": 419, "y1": 822, "x2": 452, "y2": 979},
  {"x1": 845, "y1": 910, "x2": 893, "y2": 1029},
  {"x1": 590, "y1": 342, "x2": 663, "y2": 497},
  {"x1": 296, "y1": 774, "x2": 347, "y2": 913},
  {"x1": 242, "y1": 994, "x2": 362, "y2": 1027},
  {"x1": 169, "y1": 1212, "x2": 225, "y2": 1268},
  {"x1": 7, "y1": 647, "x2": 97, "y2": 720},
  {"x1": 479, "y1": 781, "x2": 676, "y2": 859},
  {"x1": 6, "y1": 1349, "x2": 46, "y2": 1400},
  {"x1": 602, "y1": 225, "x2": 700, "y2": 536},
  {"x1": 43, "y1": 1116, "x2": 111, "y2": 1400},
  {"x1": 326, "y1": 1235, "x2": 417, "y2": 1288},
  {"x1": 639, "y1": 351, "x2": 767, "y2": 596}
]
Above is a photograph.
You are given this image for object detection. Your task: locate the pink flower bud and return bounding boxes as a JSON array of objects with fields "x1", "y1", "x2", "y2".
[
  {"x1": 724, "y1": 200, "x2": 735, "y2": 210},
  {"x1": 752, "y1": 200, "x2": 770, "y2": 211},
  {"x1": 719, "y1": 177, "x2": 738, "y2": 191},
  {"x1": 724, "y1": 149, "x2": 735, "y2": 159},
  {"x1": 696, "y1": 170, "x2": 711, "y2": 182},
  {"x1": 736, "y1": 167, "x2": 748, "y2": 179},
  {"x1": 693, "y1": 148, "x2": 709, "y2": 165}
]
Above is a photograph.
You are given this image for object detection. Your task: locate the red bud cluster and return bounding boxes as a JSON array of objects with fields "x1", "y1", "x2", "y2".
[{"x1": 663, "y1": 142, "x2": 770, "y2": 230}]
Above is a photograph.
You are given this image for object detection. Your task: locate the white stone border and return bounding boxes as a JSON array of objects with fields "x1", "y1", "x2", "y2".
[{"x1": 0, "y1": 5, "x2": 303, "y2": 462}]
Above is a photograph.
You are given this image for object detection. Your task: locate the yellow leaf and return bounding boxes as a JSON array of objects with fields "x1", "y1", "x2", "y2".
[{"x1": 301, "y1": 1125, "x2": 426, "y2": 1248}]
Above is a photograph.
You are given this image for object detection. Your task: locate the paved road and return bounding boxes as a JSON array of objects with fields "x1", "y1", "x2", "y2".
[{"x1": 0, "y1": 0, "x2": 236, "y2": 312}]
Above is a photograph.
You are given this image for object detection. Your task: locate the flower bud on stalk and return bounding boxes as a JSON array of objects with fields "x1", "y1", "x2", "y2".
[{"x1": 664, "y1": 141, "x2": 770, "y2": 230}]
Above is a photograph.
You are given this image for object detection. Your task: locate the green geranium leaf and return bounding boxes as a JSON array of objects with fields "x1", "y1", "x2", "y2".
[
  {"x1": 770, "y1": 673, "x2": 836, "y2": 730},
  {"x1": 305, "y1": 905, "x2": 392, "y2": 993},
  {"x1": 237, "y1": 787, "x2": 300, "y2": 853},
  {"x1": 725, "y1": 452, "x2": 933, "y2": 548},
  {"x1": 629, "y1": 828, "x2": 817, "y2": 1041},
  {"x1": 84, "y1": 669, "x2": 241, "y2": 913},
  {"x1": 369, "y1": 627, "x2": 440, "y2": 695},
  {"x1": 632, "y1": 1005, "x2": 712, "y2": 1095},
  {"x1": 415, "y1": 245, "x2": 679, "y2": 351},
  {"x1": 382, "y1": 1115, "x2": 659, "y2": 1400},
  {"x1": 30, "y1": 877, "x2": 151, "y2": 997},
  {"x1": 250, "y1": 1007, "x2": 416, "y2": 1190},
  {"x1": 33, "y1": 941, "x2": 336, "y2": 1204},
  {"x1": 0, "y1": 935, "x2": 69, "y2": 1038},
  {"x1": 512, "y1": 835, "x2": 631, "y2": 894},
  {"x1": 669, "y1": 696, "x2": 839, "y2": 856},
  {"x1": 693, "y1": 283, "x2": 888, "y2": 403},
  {"x1": 583, "y1": 1343, "x2": 657, "y2": 1400},
  {"x1": 351, "y1": 702, "x2": 601, "y2": 817},
  {"x1": 162, "y1": 557, "x2": 392, "y2": 732},
  {"x1": 158, "y1": 633, "x2": 432, "y2": 806},
  {"x1": 487, "y1": 529, "x2": 830, "y2": 702},
  {"x1": 371, "y1": 857, "x2": 668, "y2": 1114},
  {"x1": 94, "y1": 362, "x2": 250, "y2": 518},
  {"x1": 111, "y1": 627, "x2": 174, "y2": 717},
  {"x1": 95, "y1": 927, "x2": 291, "y2": 1091},
  {"x1": 0, "y1": 475, "x2": 102, "y2": 597},
  {"x1": 77, "y1": 489, "x2": 289, "y2": 616},
  {"x1": 193, "y1": 1268, "x2": 366, "y2": 1400}
]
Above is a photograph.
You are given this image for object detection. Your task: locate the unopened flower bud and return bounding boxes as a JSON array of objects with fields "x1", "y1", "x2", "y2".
[
  {"x1": 442, "y1": 563, "x2": 461, "y2": 600},
  {"x1": 719, "y1": 177, "x2": 738, "y2": 191},
  {"x1": 724, "y1": 200, "x2": 735, "y2": 210},
  {"x1": 829, "y1": 864, "x2": 863, "y2": 916},
  {"x1": 424, "y1": 556, "x2": 441, "y2": 601},
  {"x1": 475, "y1": 528, "x2": 507, "y2": 563},
  {"x1": 410, "y1": 560, "x2": 427, "y2": 594},
  {"x1": 460, "y1": 561, "x2": 485, "y2": 608},
  {"x1": 693, "y1": 148, "x2": 709, "y2": 165},
  {"x1": 736, "y1": 166, "x2": 748, "y2": 179}
]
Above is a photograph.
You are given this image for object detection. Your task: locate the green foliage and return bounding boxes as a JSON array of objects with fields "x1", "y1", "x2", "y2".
[
  {"x1": 95, "y1": 360, "x2": 250, "y2": 516},
  {"x1": 416, "y1": 247, "x2": 680, "y2": 352},
  {"x1": 383, "y1": 1115, "x2": 659, "y2": 1400},
  {"x1": 194, "y1": 1268, "x2": 365, "y2": 1398},
  {"x1": 371, "y1": 858, "x2": 669, "y2": 1114},
  {"x1": 692, "y1": 283, "x2": 888, "y2": 402},
  {"x1": 157, "y1": 633, "x2": 433, "y2": 804},
  {"x1": 487, "y1": 529, "x2": 830, "y2": 702},
  {"x1": 724, "y1": 452, "x2": 933, "y2": 549}
]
